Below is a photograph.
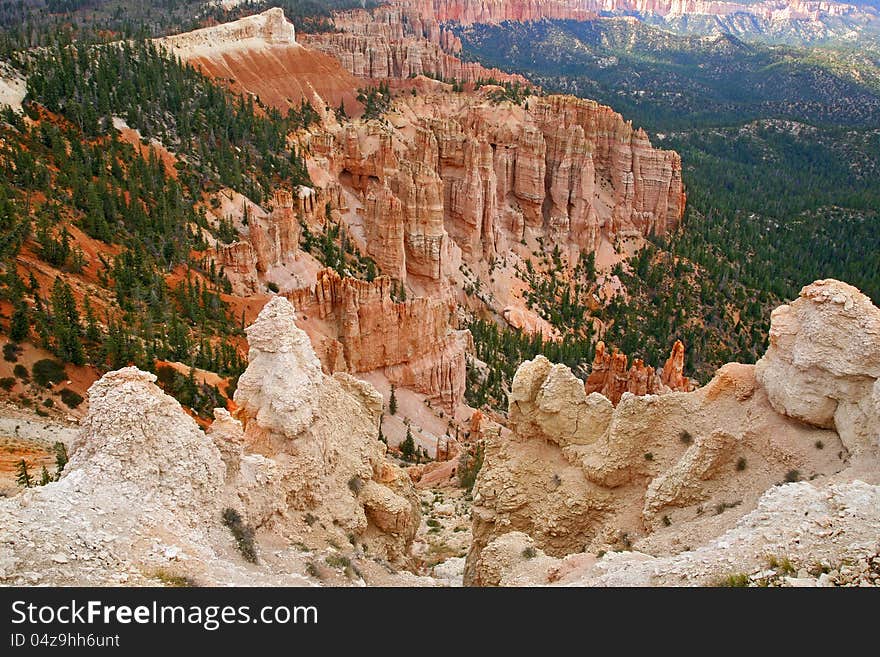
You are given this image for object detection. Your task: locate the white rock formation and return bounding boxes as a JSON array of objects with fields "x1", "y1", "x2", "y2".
[
  {"x1": 756, "y1": 279, "x2": 880, "y2": 455},
  {"x1": 159, "y1": 7, "x2": 299, "y2": 57},
  {"x1": 0, "y1": 298, "x2": 422, "y2": 585},
  {"x1": 482, "y1": 481, "x2": 880, "y2": 587},
  {"x1": 466, "y1": 279, "x2": 880, "y2": 586}
]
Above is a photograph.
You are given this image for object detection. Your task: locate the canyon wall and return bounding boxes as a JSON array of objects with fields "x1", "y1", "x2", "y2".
[
  {"x1": 300, "y1": 6, "x2": 526, "y2": 84},
  {"x1": 400, "y1": 0, "x2": 867, "y2": 24},
  {"x1": 311, "y1": 91, "x2": 684, "y2": 280},
  {"x1": 286, "y1": 268, "x2": 471, "y2": 412},
  {"x1": 159, "y1": 8, "x2": 363, "y2": 113}
]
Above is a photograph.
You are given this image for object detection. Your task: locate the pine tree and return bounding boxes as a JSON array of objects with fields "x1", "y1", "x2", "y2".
[
  {"x1": 49, "y1": 277, "x2": 84, "y2": 365},
  {"x1": 16, "y1": 459, "x2": 33, "y2": 488},
  {"x1": 53, "y1": 441, "x2": 68, "y2": 480},
  {"x1": 388, "y1": 385, "x2": 397, "y2": 415},
  {"x1": 39, "y1": 465, "x2": 51, "y2": 486},
  {"x1": 400, "y1": 427, "x2": 415, "y2": 462},
  {"x1": 9, "y1": 301, "x2": 29, "y2": 342}
]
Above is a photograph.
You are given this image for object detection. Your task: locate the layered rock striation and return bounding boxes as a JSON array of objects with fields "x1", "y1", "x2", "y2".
[
  {"x1": 312, "y1": 91, "x2": 684, "y2": 285},
  {"x1": 287, "y1": 268, "x2": 471, "y2": 411}
]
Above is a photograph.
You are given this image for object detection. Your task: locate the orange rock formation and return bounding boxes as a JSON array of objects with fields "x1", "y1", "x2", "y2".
[
  {"x1": 585, "y1": 340, "x2": 692, "y2": 404},
  {"x1": 286, "y1": 269, "x2": 472, "y2": 411}
]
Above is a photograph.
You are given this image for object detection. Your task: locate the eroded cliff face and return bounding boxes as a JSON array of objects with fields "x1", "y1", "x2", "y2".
[
  {"x1": 311, "y1": 91, "x2": 684, "y2": 286},
  {"x1": 300, "y1": 6, "x2": 527, "y2": 84},
  {"x1": 286, "y1": 268, "x2": 471, "y2": 411},
  {"x1": 465, "y1": 279, "x2": 880, "y2": 586},
  {"x1": 400, "y1": 0, "x2": 868, "y2": 24}
]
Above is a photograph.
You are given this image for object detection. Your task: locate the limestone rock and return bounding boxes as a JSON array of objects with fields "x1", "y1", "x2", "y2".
[
  {"x1": 756, "y1": 279, "x2": 880, "y2": 455},
  {"x1": 466, "y1": 284, "x2": 872, "y2": 584}
]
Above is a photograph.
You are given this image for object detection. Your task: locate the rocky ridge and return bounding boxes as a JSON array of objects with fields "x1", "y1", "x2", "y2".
[{"x1": 465, "y1": 279, "x2": 880, "y2": 585}]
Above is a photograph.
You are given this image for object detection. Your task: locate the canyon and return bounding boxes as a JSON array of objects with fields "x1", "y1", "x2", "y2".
[
  {"x1": 165, "y1": 9, "x2": 684, "y2": 451},
  {"x1": 1, "y1": 5, "x2": 878, "y2": 590}
]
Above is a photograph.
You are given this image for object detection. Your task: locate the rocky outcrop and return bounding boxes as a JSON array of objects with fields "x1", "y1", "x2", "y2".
[
  {"x1": 287, "y1": 268, "x2": 471, "y2": 411},
  {"x1": 315, "y1": 91, "x2": 684, "y2": 283},
  {"x1": 230, "y1": 296, "x2": 421, "y2": 562},
  {"x1": 756, "y1": 279, "x2": 880, "y2": 457},
  {"x1": 474, "y1": 481, "x2": 880, "y2": 586},
  {"x1": 0, "y1": 297, "x2": 423, "y2": 586},
  {"x1": 159, "y1": 8, "x2": 362, "y2": 114},
  {"x1": 212, "y1": 188, "x2": 319, "y2": 295},
  {"x1": 465, "y1": 279, "x2": 878, "y2": 585},
  {"x1": 585, "y1": 340, "x2": 693, "y2": 404}
]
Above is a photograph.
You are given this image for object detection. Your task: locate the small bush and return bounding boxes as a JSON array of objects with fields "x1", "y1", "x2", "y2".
[
  {"x1": 457, "y1": 442, "x2": 484, "y2": 492},
  {"x1": 13, "y1": 364, "x2": 28, "y2": 380},
  {"x1": 306, "y1": 562, "x2": 321, "y2": 578},
  {"x1": 32, "y1": 359, "x2": 67, "y2": 388},
  {"x1": 522, "y1": 546, "x2": 537, "y2": 559},
  {"x1": 784, "y1": 469, "x2": 801, "y2": 483},
  {"x1": 768, "y1": 556, "x2": 796, "y2": 576},
  {"x1": 736, "y1": 457, "x2": 747, "y2": 471},
  {"x1": 221, "y1": 508, "x2": 258, "y2": 563},
  {"x1": 426, "y1": 518, "x2": 441, "y2": 528},
  {"x1": 325, "y1": 554, "x2": 351, "y2": 570},
  {"x1": 347, "y1": 475, "x2": 364, "y2": 495},
  {"x1": 643, "y1": 452, "x2": 654, "y2": 461},
  {"x1": 304, "y1": 512, "x2": 318, "y2": 526},
  {"x1": 662, "y1": 515, "x2": 672, "y2": 527},
  {"x1": 814, "y1": 440, "x2": 824, "y2": 450},
  {"x1": 152, "y1": 569, "x2": 197, "y2": 587},
  {"x1": 3, "y1": 343, "x2": 21, "y2": 362},
  {"x1": 716, "y1": 573, "x2": 749, "y2": 587},
  {"x1": 59, "y1": 389, "x2": 84, "y2": 409},
  {"x1": 0, "y1": 377, "x2": 15, "y2": 391},
  {"x1": 266, "y1": 281, "x2": 279, "y2": 293},
  {"x1": 42, "y1": 398, "x2": 54, "y2": 408},
  {"x1": 679, "y1": 430, "x2": 693, "y2": 445}
]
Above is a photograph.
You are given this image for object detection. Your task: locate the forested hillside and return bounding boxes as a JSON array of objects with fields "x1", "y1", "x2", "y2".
[{"x1": 0, "y1": 37, "x2": 316, "y2": 416}]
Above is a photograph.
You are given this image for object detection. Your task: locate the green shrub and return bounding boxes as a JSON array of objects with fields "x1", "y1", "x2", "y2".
[
  {"x1": 32, "y1": 359, "x2": 67, "y2": 387},
  {"x1": 0, "y1": 377, "x2": 15, "y2": 391},
  {"x1": 814, "y1": 440, "x2": 824, "y2": 450},
  {"x1": 457, "y1": 442, "x2": 484, "y2": 492},
  {"x1": 152, "y1": 569, "x2": 197, "y2": 587},
  {"x1": 736, "y1": 457, "x2": 747, "y2": 471},
  {"x1": 59, "y1": 388, "x2": 84, "y2": 409},
  {"x1": 13, "y1": 364, "x2": 28, "y2": 380},
  {"x1": 42, "y1": 398, "x2": 54, "y2": 408},
  {"x1": 347, "y1": 475, "x2": 364, "y2": 495},
  {"x1": 716, "y1": 573, "x2": 750, "y2": 587},
  {"x1": 3, "y1": 343, "x2": 21, "y2": 362},
  {"x1": 784, "y1": 469, "x2": 801, "y2": 483},
  {"x1": 522, "y1": 546, "x2": 537, "y2": 559},
  {"x1": 266, "y1": 281, "x2": 279, "y2": 293},
  {"x1": 679, "y1": 430, "x2": 693, "y2": 445},
  {"x1": 644, "y1": 452, "x2": 654, "y2": 461},
  {"x1": 221, "y1": 508, "x2": 258, "y2": 563}
]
